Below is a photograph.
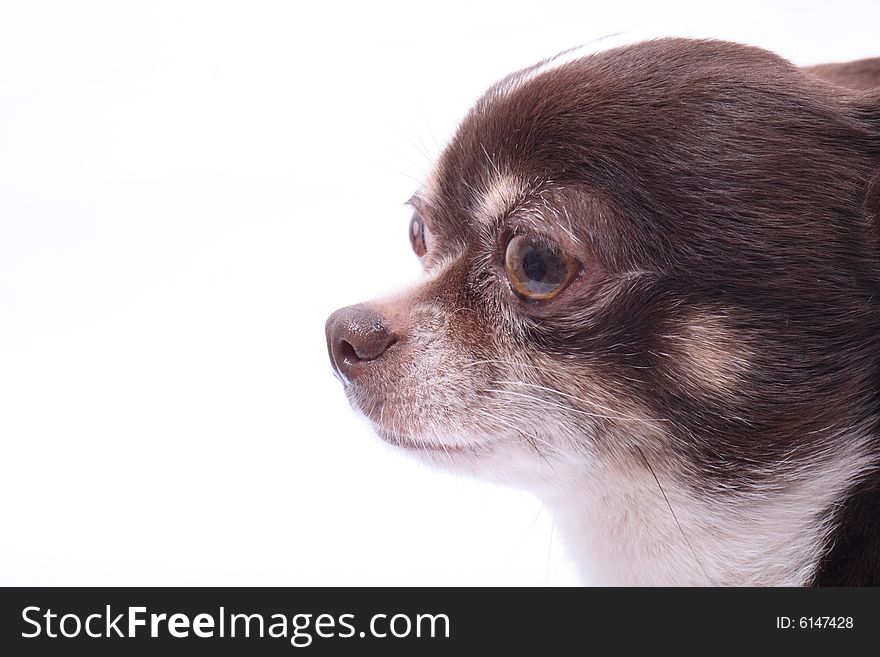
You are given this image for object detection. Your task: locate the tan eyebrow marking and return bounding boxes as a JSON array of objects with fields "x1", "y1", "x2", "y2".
[{"x1": 471, "y1": 173, "x2": 527, "y2": 227}]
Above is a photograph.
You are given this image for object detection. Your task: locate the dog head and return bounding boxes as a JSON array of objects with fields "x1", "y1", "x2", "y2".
[{"x1": 326, "y1": 38, "x2": 880, "y2": 583}]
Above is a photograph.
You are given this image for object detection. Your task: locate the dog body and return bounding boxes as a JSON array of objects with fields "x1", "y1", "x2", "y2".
[{"x1": 327, "y1": 39, "x2": 880, "y2": 585}]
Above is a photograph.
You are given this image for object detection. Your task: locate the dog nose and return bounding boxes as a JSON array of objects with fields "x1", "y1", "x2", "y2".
[{"x1": 325, "y1": 304, "x2": 396, "y2": 382}]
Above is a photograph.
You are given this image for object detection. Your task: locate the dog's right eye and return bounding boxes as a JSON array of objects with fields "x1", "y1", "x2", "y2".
[
  {"x1": 409, "y1": 211, "x2": 433, "y2": 258},
  {"x1": 505, "y1": 234, "x2": 579, "y2": 301}
]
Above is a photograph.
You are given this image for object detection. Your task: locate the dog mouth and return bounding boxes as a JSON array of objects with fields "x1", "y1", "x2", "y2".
[
  {"x1": 338, "y1": 383, "x2": 462, "y2": 453},
  {"x1": 336, "y1": 367, "x2": 500, "y2": 457}
]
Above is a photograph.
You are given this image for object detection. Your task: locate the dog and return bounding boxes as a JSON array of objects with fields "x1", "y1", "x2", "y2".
[{"x1": 326, "y1": 38, "x2": 880, "y2": 586}]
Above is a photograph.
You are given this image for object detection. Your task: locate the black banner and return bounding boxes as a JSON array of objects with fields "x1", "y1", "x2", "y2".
[{"x1": 1, "y1": 587, "x2": 876, "y2": 654}]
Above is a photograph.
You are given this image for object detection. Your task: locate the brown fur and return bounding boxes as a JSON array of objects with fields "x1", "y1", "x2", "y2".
[{"x1": 328, "y1": 39, "x2": 880, "y2": 585}]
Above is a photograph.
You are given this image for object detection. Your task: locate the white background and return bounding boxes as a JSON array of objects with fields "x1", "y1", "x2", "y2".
[{"x1": 1, "y1": 1, "x2": 877, "y2": 585}]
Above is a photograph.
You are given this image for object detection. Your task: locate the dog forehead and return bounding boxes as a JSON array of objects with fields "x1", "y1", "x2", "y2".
[
  {"x1": 420, "y1": 40, "x2": 735, "y2": 217},
  {"x1": 417, "y1": 37, "x2": 833, "y2": 276},
  {"x1": 417, "y1": 64, "x2": 600, "y2": 235},
  {"x1": 437, "y1": 38, "x2": 786, "y2": 169},
  {"x1": 416, "y1": 57, "x2": 654, "y2": 246}
]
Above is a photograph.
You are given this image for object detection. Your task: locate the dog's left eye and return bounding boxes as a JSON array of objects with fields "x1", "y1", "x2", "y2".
[
  {"x1": 505, "y1": 235, "x2": 578, "y2": 301},
  {"x1": 409, "y1": 211, "x2": 433, "y2": 258}
]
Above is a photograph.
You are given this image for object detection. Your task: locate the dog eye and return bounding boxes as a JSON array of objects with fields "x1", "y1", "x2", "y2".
[
  {"x1": 505, "y1": 235, "x2": 578, "y2": 301},
  {"x1": 409, "y1": 212, "x2": 433, "y2": 258}
]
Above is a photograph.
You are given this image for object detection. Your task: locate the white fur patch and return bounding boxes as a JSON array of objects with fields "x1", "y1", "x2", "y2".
[{"x1": 541, "y1": 431, "x2": 876, "y2": 586}]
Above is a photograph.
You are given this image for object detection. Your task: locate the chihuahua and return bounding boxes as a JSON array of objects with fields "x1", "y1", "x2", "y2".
[{"x1": 326, "y1": 38, "x2": 880, "y2": 586}]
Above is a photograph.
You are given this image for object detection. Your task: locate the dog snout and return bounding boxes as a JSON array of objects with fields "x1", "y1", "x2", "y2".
[{"x1": 325, "y1": 304, "x2": 396, "y2": 382}]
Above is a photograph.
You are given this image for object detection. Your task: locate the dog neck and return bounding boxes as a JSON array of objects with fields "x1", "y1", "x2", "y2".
[{"x1": 534, "y1": 436, "x2": 877, "y2": 586}]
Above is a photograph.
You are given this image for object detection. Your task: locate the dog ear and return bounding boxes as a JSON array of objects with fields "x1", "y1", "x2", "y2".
[
  {"x1": 849, "y1": 89, "x2": 880, "y2": 249},
  {"x1": 868, "y1": 170, "x2": 880, "y2": 245},
  {"x1": 804, "y1": 58, "x2": 880, "y2": 91}
]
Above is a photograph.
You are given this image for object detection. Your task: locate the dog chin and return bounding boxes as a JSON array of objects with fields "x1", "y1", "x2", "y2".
[
  {"x1": 343, "y1": 387, "x2": 491, "y2": 458},
  {"x1": 364, "y1": 416, "x2": 562, "y2": 491},
  {"x1": 373, "y1": 425, "x2": 468, "y2": 453},
  {"x1": 360, "y1": 414, "x2": 514, "y2": 474}
]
